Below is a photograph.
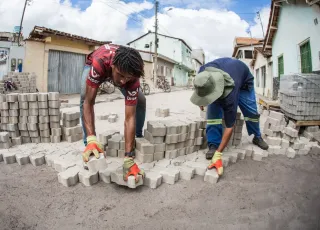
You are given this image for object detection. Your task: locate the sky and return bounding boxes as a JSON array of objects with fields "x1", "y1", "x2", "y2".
[{"x1": 0, "y1": 0, "x2": 271, "y2": 61}]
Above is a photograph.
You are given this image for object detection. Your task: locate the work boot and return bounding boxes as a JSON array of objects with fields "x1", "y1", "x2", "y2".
[
  {"x1": 252, "y1": 136, "x2": 269, "y2": 150},
  {"x1": 123, "y1": 157, "x2": 145, "y2": 183},
  {"x1": 206, "y1": 145, "x2": 217, "y2": 160}
]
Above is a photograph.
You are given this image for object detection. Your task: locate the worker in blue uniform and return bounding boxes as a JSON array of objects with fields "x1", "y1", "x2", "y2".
[{"x1": 190, "y1": 57, "x2": 269, "y2": 177}]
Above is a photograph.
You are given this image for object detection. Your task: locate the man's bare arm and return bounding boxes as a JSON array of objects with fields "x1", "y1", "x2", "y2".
[
  {"x1": 217, "y1": 127, "x2": 233, "y2": 153},
  {"x1": 83, "y1": 85, "x2": 98, "y2": 137},
  {"x1": 124, "y1": 105, "x2": 136, "y2": 153}
]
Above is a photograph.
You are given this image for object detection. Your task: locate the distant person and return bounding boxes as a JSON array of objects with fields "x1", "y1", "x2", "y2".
[
  {"x1": 190, "y1": 57, "x2": 269, "y2": 177},
  {"x1": 80, "y1": 44, "x2": 146, "y2": 183}
]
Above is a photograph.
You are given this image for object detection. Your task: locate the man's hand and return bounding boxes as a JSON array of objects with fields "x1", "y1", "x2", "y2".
[{"x1": 82, "y1": 135, "x2": 104, "y2": 162}]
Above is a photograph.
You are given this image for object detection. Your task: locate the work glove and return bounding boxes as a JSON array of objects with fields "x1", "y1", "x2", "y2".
[
  {"x1": 82, "y1": 135, "x2": 104, "y2": 162},
  {"x1": 208, "y1": 151, "x2": 223, "y2": 176},
  {"x1": 123, "y1": 157, "x2": 145, "y2": 183}
]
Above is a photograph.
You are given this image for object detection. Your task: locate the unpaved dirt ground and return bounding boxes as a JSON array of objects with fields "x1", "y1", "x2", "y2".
[{"x1": 1, "y1": 90, "x2": 320, "y2": 230}]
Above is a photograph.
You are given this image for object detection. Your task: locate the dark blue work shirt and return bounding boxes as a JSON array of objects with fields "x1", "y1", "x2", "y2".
[{"x1": 198, "y1": 57, "x2": 254, "y2": 128}]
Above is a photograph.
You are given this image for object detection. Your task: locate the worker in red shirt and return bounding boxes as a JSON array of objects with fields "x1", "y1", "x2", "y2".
[{"x1": 80, "y1": 44, "x2": 146, "y2": 182}]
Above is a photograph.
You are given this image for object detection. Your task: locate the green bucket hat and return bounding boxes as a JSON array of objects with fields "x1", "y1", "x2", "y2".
[{"x1": 190, "y1": 67, "x2": 234, "y2": 106}]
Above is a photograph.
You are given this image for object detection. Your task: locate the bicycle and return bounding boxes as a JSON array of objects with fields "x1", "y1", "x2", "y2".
[
  {"x1": 150, "y1": 76, "x2": 171, "y2": 93},
  {"x1": 98, "y1": 81, "x2": 115, "y2": 95},
  {"x1": 140, "y1": 78, "x2": 150, "y2": 95}
]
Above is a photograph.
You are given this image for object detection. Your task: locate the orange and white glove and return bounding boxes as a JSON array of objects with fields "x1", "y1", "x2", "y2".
[{"x1": 82, "y1": 135, "x2": 104, "y2": 162}]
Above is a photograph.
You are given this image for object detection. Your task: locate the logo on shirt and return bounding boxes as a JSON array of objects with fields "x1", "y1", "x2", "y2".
[
  {"x1": 127, "y1": 88, "x2": 138, "y2": 97},
  {"x1": 126, "y1": 96, "x2": 137, "y2": 101},
  {"x1": 91, "y1": 67, "x2": 100, "y2": 78}
]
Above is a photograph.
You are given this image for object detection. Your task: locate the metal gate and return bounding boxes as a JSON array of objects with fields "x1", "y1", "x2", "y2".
[{"x1": 48, "y1": 50, "x2": 85, "y2": 94}]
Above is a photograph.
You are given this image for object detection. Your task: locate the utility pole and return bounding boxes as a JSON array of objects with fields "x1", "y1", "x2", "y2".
[
  {"x1": 153, "y1": 0, "x2": 159, "y2": 87},
  {"x1": 18, "y1": 0, "x2": 30, "y2": 46},
  {"x1": 257, "y1": 11, "x2": 265, "y2": 38}
]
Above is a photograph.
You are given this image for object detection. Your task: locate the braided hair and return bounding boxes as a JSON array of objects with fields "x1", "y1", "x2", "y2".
[{"x1": 113, "y1": 46, "x2": 144, "y2": 78}]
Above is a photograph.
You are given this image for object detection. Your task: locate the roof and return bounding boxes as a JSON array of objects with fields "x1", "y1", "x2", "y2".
[
  {"x1": 263, "y1": 0, "x2": 281, "y2": 51},
  {"x1": 127, "y1": 31, "x2": 192, "y2": 50},
  {"x1": 251, "y1": 47, "x2": 272, "y2": 67},
  {"x1": 232, "y1": 37, "x2": 263, "y2": 57},
  {"x1": 137, "y1": 49, "x2": 177, "y2": 64},
  {"x1": 234, "y1": 37, "x2": 263, "y2": 46},
  {"x1": 25, "y1": 26, "x2": 111, "y2": 46}
]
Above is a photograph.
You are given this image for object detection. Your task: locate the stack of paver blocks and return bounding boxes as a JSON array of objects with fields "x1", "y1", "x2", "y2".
[
  {"x1": 134, "y1": 118, "x2": 206, "y2": 163},
  {"x1": 104, "y1": 134, "x2": 125, "y2": 158},
  {"x1": 6, "y1": 93, "x2": 21, "y2": 145},
  {"x1": 263, "y1": 110, "x2": 313, "y2": 158},
  {"x1": 279, "y1": 73, "x2": 320, "y2": 120},
  {"x1": 155, "y1": 108, "x2": 170, "y2": 117},
  {"x1": 61, "y1": 111, "x2": 82, "y2": 143},
  {"x1": 224, "y1": 112, "x2": 244, "y2": 147},
  {"x1": 2, "y1": 72, "x2": 37, "y2": 93}
]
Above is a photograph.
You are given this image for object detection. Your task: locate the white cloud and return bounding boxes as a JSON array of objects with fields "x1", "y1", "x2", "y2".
[
  {"x1": 0, "y1": 0, "x2": 270, "y2": 62},
  {"x1": 0, "y1": 0, "x2": 152, "y2": 44},
  {"x1": 159, "y1": 0, "x2": 232, "y2": 10},
  {"x1": 142, "y1": 7, "x2": 251, "y2": 61}
]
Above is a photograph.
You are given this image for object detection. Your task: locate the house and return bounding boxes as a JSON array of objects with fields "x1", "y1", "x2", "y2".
[
  {"x1": 137, "y1": 49, "x2": 176, "y2": 85},
  {"x1": 24, "y1": 26, "x2": 111, "y2": 93},
  {"x1": 191, "y1": 48, "x2": 205, "y2": 73},
  {"x1": 127, "y1": 31, "x2": 193, "y2": 87},
  {"x1": 0, "y1": 32, "x2": 25, "y2": 79},
  {"x1": 232, "y1": 37, "x2": 264, "y2": 70},
  {"x1": 251, "y1": 47, "x2": 273, "y2": 98},
  {"x1": 263, "y1": 0, "x2": 320, "y2": 77}
]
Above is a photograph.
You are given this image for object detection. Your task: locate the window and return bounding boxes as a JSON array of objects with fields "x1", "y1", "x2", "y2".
[
  {"x1": 245, "y1": 50, "x2": 253, "y2": 59},
  {"x1": 256, "y1": 69, "x2": 260, "y2": 87},
  {"x1": 278, "y1": 55, "x2": 284, "y2": 78},
  {"x1": 261, "y1": 66, "x2": 266, "y2": 88},
  {"x1": 236, "y1": 50, "x2": 243, "y2": 59},
  {"x1": 300, "y1": 40, "x2": 312, "y2": 73}
]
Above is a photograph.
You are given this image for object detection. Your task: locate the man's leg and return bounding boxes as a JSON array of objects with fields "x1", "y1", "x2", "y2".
[
  {"x1": 238, "y1": 87, "x2": 268, "y2": 150},
  {"x1": 80, "y1": 65, "x2": 91, "y2": 146},
  {"x1": 120, "y1": 88, "x2": 146, "y2": 137},
  {"x1": 206, "y1": 102, "x2": 223, "y2": 159}
]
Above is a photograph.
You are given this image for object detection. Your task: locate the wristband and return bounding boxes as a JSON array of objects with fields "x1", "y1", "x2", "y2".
[{"x1": 125, "y1": 151, "x2": 135, "y2": 157}]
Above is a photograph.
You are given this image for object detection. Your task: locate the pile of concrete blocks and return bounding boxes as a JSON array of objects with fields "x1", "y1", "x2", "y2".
[
  {"x1": 262, "y1": 110, "x2": 317, "y2": 158},
  {"x1": 302, "y1": 126, "x2": 320, "y2": 143},
  {"x1": 279, "y1": 73, "x2": 320, "y2": 120},
  {"x1": 104, "y1": 134, "x2": 125, "y2": 158},
  {"x1": 61, "y1": 111, "x2": 82, "y2": 143},
  {"x1": 224, "y1": 112, "x2": 244, "y2": 147},
  {"x1": 133, "y1": 118, "x2": 207, "y2": 163},
  {"x1": 155, "y1": 108, "x2": 170, "y2": 117},
  {"x1": 2, "y1": 72, "x2": 37, "y2": 94}
]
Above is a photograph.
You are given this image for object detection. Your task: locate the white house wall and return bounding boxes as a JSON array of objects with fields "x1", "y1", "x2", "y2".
[
  {"x1": 253, "y1": 52, "x2": 273, "y2": 98},
  {"x1": 272, "y1": 3, "x2": 320, "y2": 76}
]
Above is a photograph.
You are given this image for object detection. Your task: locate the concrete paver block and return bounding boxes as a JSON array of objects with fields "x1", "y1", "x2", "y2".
[
  {"x1": 136, "y1": 140, "x2": 154, "y2": 154},
  {"x1": 49, "y1": 101, "x2": 60, "y2": 109},
  {"x1": 183, "y1": 161, "x2": 207, "y2": 176},
  {"x1": 97, "y1": 114, "x2": 109, "y2": 120},
  {"x1": 87, "y1": 154, "x2": 108, "y2": 173},
  {"x1": 298, "y1": 147, "x2": 310, "y2": 156},
  {"x1": 27, "y1": 93, "x2": 38, "y2": 102},
  {"x1": 108, "y1": 114, "x2": 117, "y2": 123},
  {"x1": 37, "y1": 93, "x2": 48, "y2": 102},
  {"x1": 27, "y1": 123, "x2": 38, "y2": 131},
  {"x1": 51, "y1": 128, "x2": 62, "y2": 136},
  {"x1": 223, "y1": 151, "x2": 239, "y2": 163},
  {"x1": 165, "y1": 134, "x2": 179, "y2": 144},
  {"x1": 51, "y1": 135, "x2": 61, "y2": 143},
  {"x1": 19, "y1": 102, "x2": 28, "y2": 109},
  {"x1": 41, "y1": 137, "x2": 51, "y2": 143},
  {"x1": 50, "y1": 122, "x2": 61, "y2": 129},
  {"x1": 49, "y1": 108, "x2": 60, "y2": 116},
  {"x1": 58, "y1": 166, "x2": 81, "y2": 187},
  {"x1": 269, "y1": 111, "x2": 284, "y2": 121},
  {"x1": 178, "y1": 148, "x2": 186, "y2": 156},
  {"x1": 267, "y1": 136, "x2": 282, "y2": 146},
  {"x1": 135, "y1": 149, "x2": 154, "y2": 163},
  {"x1": 3, "y1": 152, "x2": 17, "y2": 164},
  {"x1": 165, "y1": 143, "x2": 176, "y2": 151},
  {"x1": 63, "y1": 119, "x2": 79, "y2": 128},
  {"x1": 6, "y1": 93, "x2": 18, "y2": 102},
  {"x1": 119, "y1": 140, "x2": 125, "y2": 150},
  {"x1": 283, "y1": 127, "x2": 299, "y2": 138},
  {"x1": 195, "y1": 137, "x2": 203, "y2": 145},
  {"x1": 7, "y1": 124, "x2": 18, "y2": 131},
  {"x1": 165, "y1": 150, "x2": 178, "y2": 159},
  {"x1": 15, "y1": 153, "x2": 30, "y2": 165},
  {"x1": 18, "y1": 123, "x2": 27, "y2": 131},
  {"x1": 48, "y1": 92, "x2": 59, "y2": 101},
  {"x1": 147, "y1": 121, "x2": 166, "y2": 136},
  {"x1": 144, "y1": 171, "x2": 162, "y2": 189},
  {"x1": 62, "y1": 126, "x2": 82, "y2": 136},
  {"x1": 39, "y1": 109, "x2": 49, "y2": 116},
  {"x1": 108, "y1": 134, "x2": 123, "y2": 150},
  {"x1": 281, "y1": 139, "x2": 290, "y2": 148},
  {"x1": 154, "y1": 151, "x2": 165, "y2": 161},
  {"x1": 99, "y1": 163, "x2": 121, "y2": 184},
  {"x1": 29, "y1": 108, "x2": 39, "y2": 116},
  {"x1": 79, "y1": 169, "x2": 99, "y2": 186},
  {"x1": 66, "y1": 133, "x2": 82, "y2": 143},
  {"x1": 252, "y1": 147, "x2": 264, "y2": 161},
  {"x1": 305, "y1": 126, "x2": 319, "y2": 133},
  {"x1": 171, "y1": 156, "x2": 186, "y2": 166},
  {"x1": 110, "y1": 168, "x2": 144, "y2": 189},
  {"x1": 30, "y1": 153, "x2": 45, "y2": 166},
  {"x1": 0, "y1": 132, "x2": 9, "y2": 142},
  {"x1": 38, "y1": 102, "x2": 48, "y2": 109},
  {"x1": 286, "y1": 147, "x2": 296, "y2": 159},
  {"x1": 29, "y1": 102, "x2": 38, "y2": 109},
  {"x1": 99, "y1": 130, "x2": 120, "y2": 145},
  {"x1": 139, "y1": 162, "x2": 155, "y2": 171},
  {"x1": 12, "y1": 137, "x2": 22, "y2": 146},
  {"x1": 266, "y1": 117, "x2": 281, "y2": 126},
  {"x1": 151, "y1": 167, "x2": 179, "y2": 185},
  {"x1": 29, "y1": 130, "x2": 39, "y2": 137},
  {"x1": 105, "y1": 148, "x2": 118, "y2": 157},
  {"x1": 18, "y1": 94, "x2": 28, "y2": 102},
  {"x1": 155, "y1": 159, "x2": 171, "y2": 168},
  {"x1": 39, "y1": 116, "x2": 49, "y2": 123},
  {"x1": 28, "y1": 116, "x2": 38, "y2": 124},
  {"x1": 144, "y1": 129, "x2": 164, "y2": 144},
  {"x1": 310, "y1": 145, "x2": 320, "y2": 155},
  {"x1": 50, "y1": 115, "x2": 60, "y2": 123},
  {"x1": 31, "y1": 137, "x2": 41, "y2": 143},
  {"x1": 118, "y1": 150, "x2": 125, "y2": 158},
  {"x1": 204, "y1": 169, "x2": 219, "y2": 184}
]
